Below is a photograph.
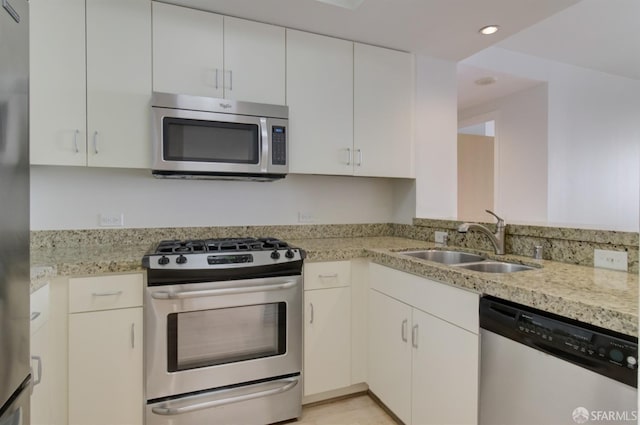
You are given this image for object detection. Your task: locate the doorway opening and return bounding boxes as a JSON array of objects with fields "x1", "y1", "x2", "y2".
[{"x1": 457, "y1": 121, "x2": 495, "y2": 222}]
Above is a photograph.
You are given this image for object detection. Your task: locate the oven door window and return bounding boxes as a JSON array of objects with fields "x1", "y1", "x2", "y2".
[
  {"x1": 163, "y1": 117, "x2": 260, "y2": 164},
  {"x1": 167, "y1": 302, "x2": 286, "y2": 372}
]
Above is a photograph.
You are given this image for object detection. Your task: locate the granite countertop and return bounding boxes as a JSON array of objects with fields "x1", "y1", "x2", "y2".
[{"x1": 30, "y1": 236, "x2": 638, "y2": 336}]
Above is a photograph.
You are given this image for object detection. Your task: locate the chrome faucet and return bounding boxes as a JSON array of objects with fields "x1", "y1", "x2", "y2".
[{"x1": 458, "y1": 210, "x2": 506, "y2": 255}]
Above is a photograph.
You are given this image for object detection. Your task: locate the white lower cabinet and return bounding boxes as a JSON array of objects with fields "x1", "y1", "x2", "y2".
[
  {"x1": 303, "y1": 261, "x2": 352, "y2": 397},
  {"x1": 368, "y1": 289, "x2": 413, "y2": 422},
  {"x1": 30, "y1": 284, "x2": 51, "y2": 425},
  {"x1": 304, "y1": 287, "x2": 351, "y2": 395},
  {"x1": 368, "y1": 263, "x2": 479, "y2": 425},
  {"x1": 68, "y1": 273, "x2": 143, "y2": 425}
]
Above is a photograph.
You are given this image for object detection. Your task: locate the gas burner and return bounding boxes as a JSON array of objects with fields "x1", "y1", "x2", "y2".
[
  {"x1": 153, "y1": 237, "x2": 291, "y2": 254},
  {"x1": 155, "y1": 240, "x2": 207, "y2": 254},
  {"x1": 143, "y1": 237, "x2": 305, "y2": 271}
]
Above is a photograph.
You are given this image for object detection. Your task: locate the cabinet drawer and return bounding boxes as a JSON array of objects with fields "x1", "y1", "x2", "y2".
[
  {"x1": 370, "y1": 263, "x2": 479, "y2": 333},
  {"x1": 30, "y1": 283, "x2": 50, "y2": 335},
  {"x1": 304, "y1": 261, "x2": 351, "y2": 290},
  {"x1": 69, "y1": 274, "x2": 143, "y2": 313}
]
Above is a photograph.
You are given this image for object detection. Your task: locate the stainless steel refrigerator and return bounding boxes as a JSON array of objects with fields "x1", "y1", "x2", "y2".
[{"x1": 0, "y1": 0, "x2": 31, "y2": 424}]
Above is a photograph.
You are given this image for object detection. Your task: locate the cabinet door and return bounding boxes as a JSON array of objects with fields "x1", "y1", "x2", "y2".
[
  {"x1": 223, "y1": 17, "x2": 285, "y2": 104},
  {"x1": 69, "y1": 308, "x2": 143, "y2": 425},
  {"x1": 354, "y1": 43, "x2": 414, "y2": 178},
  {"x1": 286, "y1": 30, "x2": 353, "y2": 175},
  {"x1": 31, "y1": 322, "x2": 51, "y2": 425},
  {"x1": 30, "y1": 0, "x2": 87, "y2": 166},
  {"x1": 368, "y1": 289, "x2": 412, "y2": 424},
  {"x1": 152, "y1": 2, "x2": 224, "y2": 98},
  {"x1": 304, "y1": 287, "x2": 351, "y2": 396},
  {"x1": 412, "y1": 309, "x2": 479, "y2": 425},
  {"x1": 86, "y1": 0, "x2": 151, "y2": 169}
]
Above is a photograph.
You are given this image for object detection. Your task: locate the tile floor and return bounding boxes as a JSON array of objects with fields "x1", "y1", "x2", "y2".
[{"x1": 296, "y1": 394, "x2": 398, "y2": 425}]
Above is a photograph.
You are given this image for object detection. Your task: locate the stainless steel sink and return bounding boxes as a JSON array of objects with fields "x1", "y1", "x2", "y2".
[
  {"x1": 454, "y1": 261, "x2": 536, "y2": 273},
  {"x1": 401, "y1": 250, "x2": 485, "y2": 265}
]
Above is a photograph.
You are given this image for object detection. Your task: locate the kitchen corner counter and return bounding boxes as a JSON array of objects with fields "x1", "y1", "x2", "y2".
[
  {"x1": 291, "y1": 237, "x2": 638, "y2": 337},
  {"x1": 31, "y1": 236, "x2": 638, "y2": 336}
]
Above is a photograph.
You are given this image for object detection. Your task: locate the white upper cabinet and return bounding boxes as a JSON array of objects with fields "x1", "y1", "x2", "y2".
[
  {"x1": 152, "y1": 3, "x2": 285, "y2": 104},
  {"x1": 286, "y1": 30, "x2": 354, "y2": 175},
  {"x1": 224, "y1": 17, "x2": 285, "y2": 104},
  {"x1": 30, "y1": 0, "x2": 87, "y2": 166},
  {"x1": 30, "y1": 0, "x2": 152, "y2": 169},
  {"x1": 86, "y1": 0, "x2": 152, "y2": 168},
  {"x1": 152, "y1": 2, "x2": 224, "y2": 98},
  {"x1": 354, "y1": 43, "x2": 414, "y2": 178}
]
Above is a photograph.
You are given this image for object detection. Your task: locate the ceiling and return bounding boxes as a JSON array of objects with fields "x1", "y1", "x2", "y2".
[
  {"x1": 163, "y1": 0, "x2": 579, "y2": 61},
  {"x1": 496, "y1": 0, "x2": 640, "y2": 81}
]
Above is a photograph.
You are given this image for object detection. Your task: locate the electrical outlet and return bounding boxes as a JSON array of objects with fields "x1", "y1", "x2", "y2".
[
  {"x1": 298, "y1": 211, "x2": 315, "y2": 223},
  {"x1": 594, "y1": 249, "x2": 627, "y2": 272},
  {"x1": 99, "y1": 213, "x2": 124, "y2": 227},
  {"x1": 435, "y1": 231, "x2": 448, "y2": 244}
]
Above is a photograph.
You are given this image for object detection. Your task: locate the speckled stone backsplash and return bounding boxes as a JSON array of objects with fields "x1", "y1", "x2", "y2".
[
  {"x1": 31, "y1": 221, "x2": 638, "y2": 273},
  {"x1": 30, "y1": 223, "x2": 393, "y2": 249},
  {"x1": 400, "y1": 219, "x2": 639, "y2": 274}
]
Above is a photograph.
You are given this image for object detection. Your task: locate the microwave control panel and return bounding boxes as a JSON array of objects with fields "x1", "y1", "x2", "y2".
[{"x1": 272, "y1": 126, "x2": 287, "y2": 165}]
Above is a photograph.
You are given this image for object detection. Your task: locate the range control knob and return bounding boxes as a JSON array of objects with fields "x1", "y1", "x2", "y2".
[
  {"x1": 285, "y1": 249, "x2": 295, "y2": 259},
  {"x1": 176, "y1": 255, "x2": 188, "y2": 265},
  {"x1": 158, "y1": 256, "x2": 170, "y2": 266},
  {"x1": 627, "y1": 356, "x2": 637, "y2": 366},
  {"x1": 271, "y1": 250, "x2": 281, "y2": 260}
]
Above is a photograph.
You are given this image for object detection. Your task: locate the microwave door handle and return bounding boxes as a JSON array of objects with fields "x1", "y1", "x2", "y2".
[
  {"x1": 151, "y1": 279, "x2": 298, "y2": 300},
  {"x1": 151, "y1": 377, "x2": 299, "y2": 416},
  {"x1": 260, "y1": 117, "x2": 269, "y2": 172}
]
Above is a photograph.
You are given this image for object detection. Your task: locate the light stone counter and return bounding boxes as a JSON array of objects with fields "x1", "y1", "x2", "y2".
[{"x1": 31, "y1": 236, "x2": 638, "y2": 336}]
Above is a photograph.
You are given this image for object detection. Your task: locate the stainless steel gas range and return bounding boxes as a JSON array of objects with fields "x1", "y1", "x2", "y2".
[{"x1": 142, "y1": 237, "x2": 305, "y2": 425}]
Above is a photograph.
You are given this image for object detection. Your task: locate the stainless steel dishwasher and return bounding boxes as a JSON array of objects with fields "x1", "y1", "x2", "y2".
[{"x1": 479, "y1": 296, "x2": 637, "y2": 425}]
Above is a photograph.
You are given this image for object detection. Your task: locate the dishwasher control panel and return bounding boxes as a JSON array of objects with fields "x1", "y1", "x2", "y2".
[
  {"x1": 517, "y1": 313, "x2": 637, "y2": 369},
  {"x1": 480, "y1": 296, "x2": 638, "y2": 387}
]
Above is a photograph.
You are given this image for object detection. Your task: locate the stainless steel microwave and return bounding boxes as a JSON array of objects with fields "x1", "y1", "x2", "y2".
[{"x1": 151, "y1": 92, "x2": 288, "y2": 180}]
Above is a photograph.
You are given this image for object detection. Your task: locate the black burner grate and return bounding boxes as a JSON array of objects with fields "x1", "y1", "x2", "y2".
[{"x1": 153, "y1": 237, "x2": 290, "y2": 254}]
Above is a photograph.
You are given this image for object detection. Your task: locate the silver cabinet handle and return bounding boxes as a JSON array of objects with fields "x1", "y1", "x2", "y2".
[
  {"x1": 31, "y1": 355, "x2": 42, "y2": 386},
  {"x1": 92, "y1": 290, "x2": 123, "y2": 297},
  {"x1": 152, "y1": 280, "x2": 298, "y2": 300},
  {"x1": 318, "y1": 273, "x2": 338, "y2": 279},
  {"x1": 309, "y1": 303, "x2": 314, "y2": 324},
  {"x1": 346, "y1": 148, "x2": 352, "y2": 165},
  {"x1": 229, "y1": 70, "x2": 233, "y2": 90},
  {"x1": 412, "y1": 324, "x2": 419, "y2": 348},
  {"x1": 30, "y1": 312, "x2": 41, "y2": 321},
  {"x1": 356, "y1": 148, "x2": 363, "y2": 166},
  {"x1": 151, "y1": 377, "x2": 299, "y2": 416},
  {"x1": 215, "y1": 68, "x2": 219, "y2": 89},
  {"x1": 130, "y1": 323, "x2": 135, "y2": 349},
  {"x1": 3, "y1": 0, "x2": 21, "y2": 23},
  {"x1": 93, "y1": 131, "x2": 99, "y2": 154},
  {"x1": 73, "y1": 129, "x2": 80, "y2": 153},
  {"x1": 401, "y1": 319, "x2": 408, "y2": 342}
]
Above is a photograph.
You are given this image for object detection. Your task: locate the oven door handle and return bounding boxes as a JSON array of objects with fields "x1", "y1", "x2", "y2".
[
  {"x1": 150, "y1": 377, "x2": 299, "y2": 416},
  {"x1": 151, "y1": 279, "x2": 298, "y2": 299}
]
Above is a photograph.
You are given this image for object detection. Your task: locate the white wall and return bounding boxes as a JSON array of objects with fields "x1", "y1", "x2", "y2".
[
  {"x1": 459, "y1": 83, "x2": 548, "y2": 224},
  {"x1": 30, "y1": 166, "x2": 397, "y2": 230},
  {"x1": 462, "y1": 47, "x2": 640, "y2": 231},
  {"x1": 414, "y1": 54, "x2": 458, "y2": 220}
]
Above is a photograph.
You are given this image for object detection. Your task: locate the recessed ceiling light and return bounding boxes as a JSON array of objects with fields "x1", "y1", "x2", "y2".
[
  {"x1": 479, "y1": 25, "x2": 500, "y2": 35},
  {"x1": 474, "y1": 76, "x2": 497, "y2": 86},
  {"x1": 313, "y1": 0, "x2": 365, "y2": 10}
]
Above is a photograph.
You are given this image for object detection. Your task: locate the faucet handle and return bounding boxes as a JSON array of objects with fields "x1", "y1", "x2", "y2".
[{"x1": 485, "y1": 210, "x2": 505, "y2": 226}]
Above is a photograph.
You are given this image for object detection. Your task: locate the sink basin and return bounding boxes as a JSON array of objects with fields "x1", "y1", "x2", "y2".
[
  {"x1": 454, "y1": 261, "x2": 535, "y2": 273},
  {"x1": 401, "y1": 250, "x2": 485, "y2": 265}
]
